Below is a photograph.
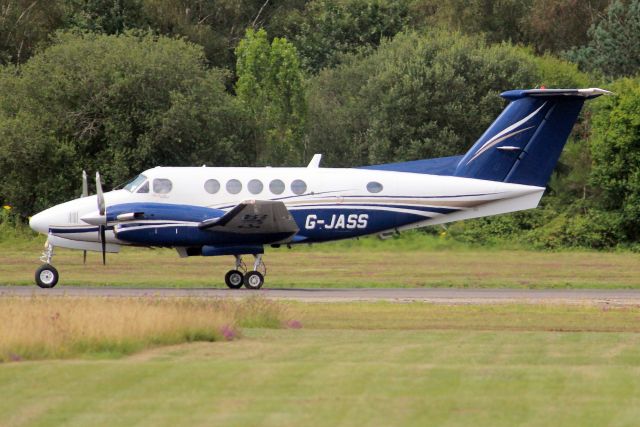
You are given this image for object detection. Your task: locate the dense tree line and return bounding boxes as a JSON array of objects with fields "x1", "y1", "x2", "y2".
[{"x1": 0, "y1": 0, "x2": 639, "y2": 248}]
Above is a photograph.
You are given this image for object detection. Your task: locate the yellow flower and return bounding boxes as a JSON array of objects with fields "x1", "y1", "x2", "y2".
[{"x1": 2, "y1": 205, "x2": 11, "y2": 211}]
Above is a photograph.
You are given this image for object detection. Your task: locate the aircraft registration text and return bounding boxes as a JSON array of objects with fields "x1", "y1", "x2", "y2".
[{"x1": 305, "y1": 214, "x2": 368, "y2": 230}]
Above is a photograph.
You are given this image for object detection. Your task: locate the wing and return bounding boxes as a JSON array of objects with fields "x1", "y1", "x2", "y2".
[{"x1": 198, "y1": 200, "x2": 299, "y2": 236}]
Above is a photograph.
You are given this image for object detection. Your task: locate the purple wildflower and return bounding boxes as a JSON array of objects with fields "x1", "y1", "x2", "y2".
[
  {"x1": 287, "y1": 320, "x2": 303, "y2": 329},
  {"x1": 220, "y1": 325, "x2": 236, "y2": 341}
]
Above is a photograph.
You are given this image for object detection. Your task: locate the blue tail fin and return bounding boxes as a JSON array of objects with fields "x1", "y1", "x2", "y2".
[{"x1": 454, "y1": 88, "x2": 610, "y2": 187}]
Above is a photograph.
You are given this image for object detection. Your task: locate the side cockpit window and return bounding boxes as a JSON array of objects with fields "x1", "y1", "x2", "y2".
[
  {"x1": 123, "y1": 174, "x2": 147, "y2": 193},
  {"x1": 137, "y1": 181, "x2": 149, "y2": 193},
  {"x1": 153, "y1": 178, "x2": 173, "y2": 194}
]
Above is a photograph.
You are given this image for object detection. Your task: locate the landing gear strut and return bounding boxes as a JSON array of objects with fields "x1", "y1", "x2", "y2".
[
  {"x1": 224, "y1": 254, "x2": 266, "y2": 290},
  {"x1": 35, "y1": 240, "x2": 59, "y2": 288}
]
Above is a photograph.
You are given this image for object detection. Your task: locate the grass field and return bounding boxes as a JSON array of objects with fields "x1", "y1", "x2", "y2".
[
  {"x1": 2, "y1": 301, "x2": 640, "y2": 427},
  {"x1": 1, "y1": 236, "x2": 639, "y2": 288},
  {"x1": 0, "y1": 297, "x2": 286, "y2": 362}
]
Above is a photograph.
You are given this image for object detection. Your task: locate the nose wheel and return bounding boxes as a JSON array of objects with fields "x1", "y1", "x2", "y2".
[
  {"x1": 35, "y1": 240, "x2": 59, "y2": 288},
  {"x1": 224, "y1": 254, "x2": 266, "y2": 290},
  {"x1": 36, "y1": 264, "x2": 59, "y2": 288}
]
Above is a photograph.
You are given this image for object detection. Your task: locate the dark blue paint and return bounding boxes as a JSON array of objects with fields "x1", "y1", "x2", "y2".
[
  {"x1": 359, "y1": 155, "x2": 463, "y2": 175},
  {"x1": 106, "y1": 203, "x2": 225, "y2": 223},
  {"x1": 289, "y1": 208, "x2": 428, "y2": 242},
  {"x1": 115, "y1": 224, "x2": 295, "y2": 247},
  {"x1": 202, "y1": 245, "x2": 264, "y2": 256}
]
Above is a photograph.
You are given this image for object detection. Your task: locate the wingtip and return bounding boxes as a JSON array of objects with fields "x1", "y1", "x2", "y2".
[{"x1": 578, "y1": 88, "x2": 615, "y2": 97}]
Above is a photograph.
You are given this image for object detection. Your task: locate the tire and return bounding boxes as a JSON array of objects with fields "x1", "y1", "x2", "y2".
[
  {"x1": 224, "y1": 270, "x2": 244, "y2": 289},
  {"x1": 35, "y1": 264, "x2": 59, "y2": 288},
  {"x1": 243, "y1": 271, "x2": 264, "y2": 290}
]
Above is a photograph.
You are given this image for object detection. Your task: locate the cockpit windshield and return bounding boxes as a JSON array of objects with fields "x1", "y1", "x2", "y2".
[{"x1": 123, "y1": 174, "x2": 148, "y2": 193}]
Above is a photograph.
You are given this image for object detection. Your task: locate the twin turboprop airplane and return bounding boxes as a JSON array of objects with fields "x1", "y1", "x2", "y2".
[{"x1": 29, "y1": 88, "x2": 610, "y2": 289}]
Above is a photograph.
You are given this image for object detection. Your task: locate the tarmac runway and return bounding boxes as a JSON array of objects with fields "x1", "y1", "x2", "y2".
[{"x1": 2, "y1": 286, "x2": 640, "y2": 305}]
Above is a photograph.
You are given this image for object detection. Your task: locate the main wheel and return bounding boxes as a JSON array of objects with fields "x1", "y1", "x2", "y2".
[
  {"x1": 35, "y1": 264, "x2": 59, "y2": 288},
  {"x1": 224, "y1": 270, "x2": 244, "y2": 289},
  {"x1": 243, "y1": 271, "x2": 264, "y2": 290}
]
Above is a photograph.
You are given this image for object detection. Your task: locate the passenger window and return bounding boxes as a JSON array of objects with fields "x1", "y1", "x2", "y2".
[
  {"x1": 248, "y1": 179, "x2": 263, "y2": 194},
  {"x1": 137, "y1": 181, "x2": 149, "y2": 193},
  {"x1": 291, "y1": 179, "x2": 307, "y2": 195},
  {"x1": 153, "y1": 178, "x2": 173, "y2": 194},
  {"x1": 204, "y1": 179, "x2": 220, "y2": 194},
  {"x1": 366, "y1": 181, "x2": 383, "y2": 193},
  {"x1": 226, "y1": 179, "x2": 242, "y2": 194},
  {"x1": 269, "y1": 179, "x2": 285, "y2": 195}
]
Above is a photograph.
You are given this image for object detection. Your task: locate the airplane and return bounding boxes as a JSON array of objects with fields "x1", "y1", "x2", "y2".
[{"x1": 28, "y1": 87, "x2": 611, "y2": 289}]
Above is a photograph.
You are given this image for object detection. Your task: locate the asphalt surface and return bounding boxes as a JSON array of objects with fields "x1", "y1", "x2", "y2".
[{"x1": 2, "y1": 286, "x2": 640, "y2": 305}]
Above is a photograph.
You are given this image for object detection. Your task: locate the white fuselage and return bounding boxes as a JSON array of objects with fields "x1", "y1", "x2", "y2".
[{"x1": 30, "y1": 165, "x2": 545, "y2": 251}]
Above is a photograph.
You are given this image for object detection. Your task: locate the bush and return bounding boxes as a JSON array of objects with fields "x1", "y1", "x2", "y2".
[
  {"x1": 526, "y1": 210, "x2": 625, "y2": 249},
  {"x1": 0, "y1": 31, "x2": 257, "y2": 216}
]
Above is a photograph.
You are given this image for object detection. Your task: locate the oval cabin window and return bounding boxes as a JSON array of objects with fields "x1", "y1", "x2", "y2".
[
  {"x1": 248, "y1": 179, "x2": 264, "y2": 194},
  {"x1": 291, "y1": 179, "x2": 307, "y2": 195},
  {"x1": 153, "y1": 178, "x2": 173, "y2": 194},
  {"x1": 226, "y1": 179, "x2": 242, "y2": 194},
  {"x1": 366, "y1": 181, "x2": 383, "y2": 193},
  {"x1": 204, "y1": 179, "x2": 220, "y2": 194},
  {"x1": 269, "y1": 179, "x2": 285, "y2": 195}
]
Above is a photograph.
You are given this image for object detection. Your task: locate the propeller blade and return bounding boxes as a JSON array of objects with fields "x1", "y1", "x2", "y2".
[
  {"x1": 82, "y1": 170, "x2": 89, "y2": 198},
  {"x1": 99, "y1": 225, "x2": 106, "y2": 265},
  {"x1": 95, "y1": 172, "x2": 107, "y2": 265},
  {"x1": 82, "y1": 171, "x2": 89, "y2": 265},
  {"x1": 96, "y1": 172, "x2": 105, "y2": 216}
]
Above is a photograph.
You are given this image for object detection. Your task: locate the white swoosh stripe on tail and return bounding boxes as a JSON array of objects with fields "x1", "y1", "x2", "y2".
[{"x1": 467, "y1": 102, "x2": 546, "y2": 164}]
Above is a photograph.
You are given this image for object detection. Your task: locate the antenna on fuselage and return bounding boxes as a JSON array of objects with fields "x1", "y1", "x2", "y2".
[{"x1": 307, "y1": 154, "x2": 322, "y2": 168}]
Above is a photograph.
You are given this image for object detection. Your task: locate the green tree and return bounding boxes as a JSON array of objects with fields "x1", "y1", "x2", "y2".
[
  {"x1": 65, "y1": 0, "x2": 147, "y2": 34},
  {"x1": 589, "y1": 77, "x2": 640, "y2": 242},
  {"x1": 0, "y1": 0, "x2": 68, "y2": 64},
  {"x1": 141, "y1": 0, "x2": 307, "y2": 71},
  {"x1": 291, "y1": 0, "x2": 409, "y2": 72},
  {"x1": 409, "y1": 0, "x2": 532, "y2": 45},
  {"x1": 566, "y1": 0, "x2": 640, "y2": 78},
  {"x1": 523, "y1": 0, "x2": 609, "y2": 54},
  {"x1": 305, "y1": 31, "x2": 589, "y2": 167},
  {"x1": 235, "y1": 28, "x2": 307, "y2": 165},
  {"x1": 0, "y1": 31, "x2": 256, "y2": 215}
]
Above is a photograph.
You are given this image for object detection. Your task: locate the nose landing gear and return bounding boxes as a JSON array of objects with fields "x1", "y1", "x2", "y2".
[
  {"x1": 35, "y1": 240, "x2": 59, "y2": 288},
  {"x1": 224, "y1": 254, "x2": 266, "y2": 290}
]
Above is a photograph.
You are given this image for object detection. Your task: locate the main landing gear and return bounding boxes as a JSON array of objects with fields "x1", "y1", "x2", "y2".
[
  {"x1": 35, "y1": 240, "x2": 59, "y2": 288},
  {"x1": 224, "y1": 254, "x2": 266, "y2": 290}
]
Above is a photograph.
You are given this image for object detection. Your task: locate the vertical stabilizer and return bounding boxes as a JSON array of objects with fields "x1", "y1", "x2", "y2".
[{"x1": 454, "y1": 88, "x2": 611, "y2": 187}]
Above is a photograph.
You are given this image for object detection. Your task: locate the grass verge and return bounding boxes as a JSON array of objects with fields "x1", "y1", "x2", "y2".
[
  {"x1": 0, "y1": 296, "x2": 287, "y2": 362},
  {"x1": 289, "y1": 301, "x2": 640, "y2": 332},
  {"x1": 2, "y1": 242, "x2": 640, "y2": 288}
]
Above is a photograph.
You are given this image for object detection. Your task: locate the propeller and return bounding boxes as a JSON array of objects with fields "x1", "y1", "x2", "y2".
[
  {"x1": 81, "y1": 170, "x2": 88, "y2": 264},
  {"x1": 96, "y1": 172, "x2": 107, "y2": 265}
]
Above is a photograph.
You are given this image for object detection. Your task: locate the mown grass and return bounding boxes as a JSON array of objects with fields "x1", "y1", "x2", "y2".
[
  {"x1": 2, "y1": 238, "x2": 639, "y2": 288},
  {"x1": 0, "y1": 296, "x2": 287, "y2": 362},
  {"x1": 2, "y1": 301, "x2": 640, "y2": 426},
  {"x1": 289, "y1": 301, "x2": 640, "y2": 332}
]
